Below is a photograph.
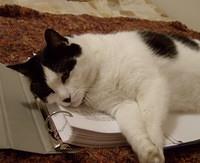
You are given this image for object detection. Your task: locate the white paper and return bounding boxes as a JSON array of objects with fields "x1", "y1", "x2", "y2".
[
  {"x1": 50, "y1": 105, "x2": 200, "y2": 147},
  {"x1": 59, "y1": 105, "x2": 121, "y2": 133},
  {"x1": 164, "y1": 113, "x2": 200, "y2": 146}
]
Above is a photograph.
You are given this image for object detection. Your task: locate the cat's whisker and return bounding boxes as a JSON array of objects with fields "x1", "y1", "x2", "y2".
[{"x1": 83, "y1": 96, "x2": 95, "y2": 110}]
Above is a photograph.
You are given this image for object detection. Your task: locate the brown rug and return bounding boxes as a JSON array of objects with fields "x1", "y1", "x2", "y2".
[{"x1": 0, "y1": 5, "x2": 200, "y2": 163}]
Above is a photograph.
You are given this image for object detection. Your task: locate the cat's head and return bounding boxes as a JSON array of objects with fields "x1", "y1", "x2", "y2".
[{"x1": 7, "y1": 29, "x2": 88, "y2": 107}]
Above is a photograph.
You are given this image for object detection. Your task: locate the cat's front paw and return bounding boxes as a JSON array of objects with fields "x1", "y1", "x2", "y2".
[{"x1": 138, "y1": 145, "x2": 164, "y2": 163}]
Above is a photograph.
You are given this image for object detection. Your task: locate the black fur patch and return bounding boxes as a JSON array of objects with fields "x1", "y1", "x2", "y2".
[
  {"x1": 170, "y1": 34, "x2": 200, "y2": 50},
  {"x1": 7, "y1": 29, "x2": 82, "y2": 102},
  {"x1": 41, "y1": 29, "x2": 81, "y2": 84},
  {"x1": 41, "y1": 44, "x2": 79, "y2": 73},
  {"x1": 7, "y1": 56, "x2": 54, "y2": 101},
  {"x1": 139, "y1": 31, "x2": 177, "y2": 58},
  {"x1": 30, "y1": 81, "x2": 54, "y2": 102}
]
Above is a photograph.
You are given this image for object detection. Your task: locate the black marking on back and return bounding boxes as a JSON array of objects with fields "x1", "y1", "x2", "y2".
[
  {"x1": 139, "y1": 31, "x2": 177, "y2": 58},
  {"x1": 170, "y1": 34, "x2": 200, "y2": 50}
]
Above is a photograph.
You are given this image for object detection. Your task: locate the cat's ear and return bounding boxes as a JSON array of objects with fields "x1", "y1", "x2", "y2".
[
  {"x1": 7, "y1": 62, "x2": 30, "y2": 76},
  {"x1": 44, "y1": 28, "x2": 68, "y2": 47}
]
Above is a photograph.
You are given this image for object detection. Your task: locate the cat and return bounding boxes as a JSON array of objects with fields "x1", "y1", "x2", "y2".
[{"x1": 7, "y1": 28, "x2": 200, "y2": 163}]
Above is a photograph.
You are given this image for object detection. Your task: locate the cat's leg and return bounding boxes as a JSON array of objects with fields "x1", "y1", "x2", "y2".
[
  {"x1": 108, "y1": 101, "x2": 164, "y2": 163},
  {"x1": 137, "y1": 76, "x2": 169, "y2": 161}
]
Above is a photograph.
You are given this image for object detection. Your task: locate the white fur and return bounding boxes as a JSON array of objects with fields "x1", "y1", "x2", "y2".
[{"x1": 44, "y1": 31, "x2": 200, "y2": 163}]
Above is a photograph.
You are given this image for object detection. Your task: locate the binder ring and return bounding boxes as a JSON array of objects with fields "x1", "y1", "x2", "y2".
[
  {"x1": 45, "y1": 110, "x2": 73, "y2": 133},
  {"x1": 46, "y1": 110, "x2": 73, "y2": 125}
]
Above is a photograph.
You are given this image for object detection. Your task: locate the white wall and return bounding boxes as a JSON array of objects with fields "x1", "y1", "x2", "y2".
[{"x1": 151, "y1": 0, "x2": 200, "y2": 32}]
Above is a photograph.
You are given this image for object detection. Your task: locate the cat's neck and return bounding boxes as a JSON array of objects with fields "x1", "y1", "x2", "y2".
[
  {"x1": 68, "y1": 34, "x2": 103, "y2": 89},
  {"x1": 69, "y1": 34, "x2": 105, "y2": 58}
]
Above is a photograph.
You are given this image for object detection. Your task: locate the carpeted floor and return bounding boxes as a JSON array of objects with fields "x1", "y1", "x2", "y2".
[{"x1": 0, "y1": 5, "x2": 200, "y2": 163}]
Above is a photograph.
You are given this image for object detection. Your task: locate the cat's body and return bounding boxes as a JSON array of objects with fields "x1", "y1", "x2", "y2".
[
  {"x1": 8, "y1": 29, "x2": 200, "y2": 163},
  {"x1": 67, "y1": 31, "x2": 200, "y2": 113}
]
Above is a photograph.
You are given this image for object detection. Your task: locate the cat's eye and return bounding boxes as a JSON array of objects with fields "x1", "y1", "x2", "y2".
[{"x1": 61, "y1": 72, "x2": 70, "y2": 83}]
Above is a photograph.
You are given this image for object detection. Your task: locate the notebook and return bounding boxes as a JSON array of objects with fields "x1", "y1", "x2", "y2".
[
  {"x1": 0, "y1": 63, "x2": 200, "y2": 153},
  {"x1": 43, "y1": 102, "x2": 200, "y2": 150}
]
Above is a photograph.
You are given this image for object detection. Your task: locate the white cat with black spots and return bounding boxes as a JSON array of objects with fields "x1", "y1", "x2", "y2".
[{"x1": 8, "y1": 29, "x2": 200, "y2": 163}]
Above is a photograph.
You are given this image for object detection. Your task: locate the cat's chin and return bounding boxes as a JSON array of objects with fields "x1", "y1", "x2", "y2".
[{"x1": 59, "y1": 101, "x2": 71, "y2": 107}]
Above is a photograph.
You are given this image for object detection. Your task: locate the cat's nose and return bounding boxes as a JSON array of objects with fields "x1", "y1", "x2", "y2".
[{"x1": 63, "y1": 97, "x2": 71, "y2": 103}]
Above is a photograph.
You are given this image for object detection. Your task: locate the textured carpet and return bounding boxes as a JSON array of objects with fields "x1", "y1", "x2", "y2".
[{"x1": 0, "y1": 5, "x2": 200, "y2": 163}]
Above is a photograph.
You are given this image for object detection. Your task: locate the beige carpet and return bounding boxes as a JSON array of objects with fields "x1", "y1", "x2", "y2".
[{"x1": 0, "y1": 0, "x2": 170, "y2": 20}]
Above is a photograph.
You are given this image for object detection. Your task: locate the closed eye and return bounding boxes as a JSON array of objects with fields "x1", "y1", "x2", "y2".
[{"x1": 61, "y1": 71, "x2": 70, "y2": 83}]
